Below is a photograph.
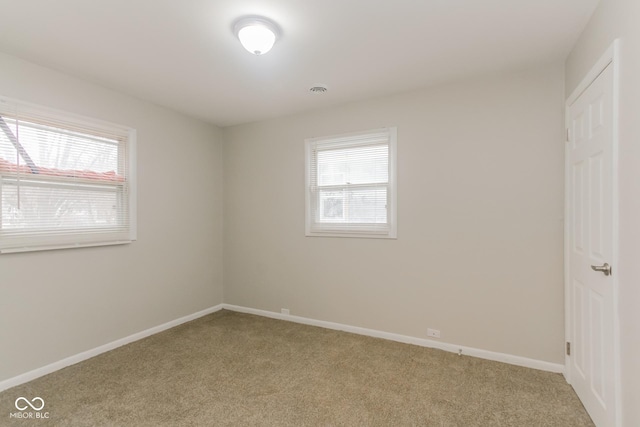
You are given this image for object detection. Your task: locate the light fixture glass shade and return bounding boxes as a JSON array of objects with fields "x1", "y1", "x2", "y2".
[{"x1": 234, "y1": 17, "x2": 279, "y2": 55}]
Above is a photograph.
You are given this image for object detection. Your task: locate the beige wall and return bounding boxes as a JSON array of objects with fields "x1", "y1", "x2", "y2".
[
  {"x1": 0, "y1": 53, "x2": 224, "y2": 382},
  {"x1": 223, "y1": 63, "x2": 566, "y2": 364},
  {"x1": 566, "y1": 0, "x2": 640, "y2": 425}
]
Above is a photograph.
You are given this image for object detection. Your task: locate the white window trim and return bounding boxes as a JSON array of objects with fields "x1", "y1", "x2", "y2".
[
  {"x1": 0, "y1": 96, "x2": 137, "y2": 254},
  {"x1": 305, "y1": 127, "x2": 397, "y2": 239}
]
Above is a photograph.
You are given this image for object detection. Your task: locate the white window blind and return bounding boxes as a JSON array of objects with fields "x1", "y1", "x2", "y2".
[
  {"x1": 305, "y1": 127, "x2": 397, "y2": 238},
  {"x1": 0, "y1": 96, "x2": 136, "y2": 253}
]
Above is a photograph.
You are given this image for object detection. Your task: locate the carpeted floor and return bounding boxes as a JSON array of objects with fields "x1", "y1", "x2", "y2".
[{"x1": 0, "y1": 310, "x2": 593, "y2": 426}]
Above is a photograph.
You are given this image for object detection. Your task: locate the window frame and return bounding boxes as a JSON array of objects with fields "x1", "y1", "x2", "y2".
[
  {"x1": 0, "y1": 96, "x2": 137, "y2": 254},
  {"x1": 305, "y1": 127, "x2": 397, "y2": 239}
]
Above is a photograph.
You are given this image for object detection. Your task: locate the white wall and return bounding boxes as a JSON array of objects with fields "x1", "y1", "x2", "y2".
[
  {"x1": 223, "y1": 63, "x2": 566, "y2": 364},
  {"x1": 566, "y1": 0, "x2": 640, "y2": 424},
  {"x1": 0, "y1": 53, "x2": 224, "y2": 382}
]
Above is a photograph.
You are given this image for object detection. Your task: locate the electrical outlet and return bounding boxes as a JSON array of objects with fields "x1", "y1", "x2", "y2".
[
  {"x1": 281, "y1": 308, "x2": 290, "y2": 315},
  {"x1": 427, "y1": 328, "x2": 441, "y2": 338}
]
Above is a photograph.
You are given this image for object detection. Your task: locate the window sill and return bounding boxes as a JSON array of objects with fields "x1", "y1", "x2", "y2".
[
  {"x1": 305, "y1": 230, "x2": 397, "y2": 239},
  {"x1": 0, "y1": 239, "x2": 133, "y2": 254}
]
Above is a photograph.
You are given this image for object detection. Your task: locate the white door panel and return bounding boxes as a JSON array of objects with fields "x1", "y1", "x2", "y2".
[{"x1": 567, "y1": 63, "x2": 616, "y2": 426}]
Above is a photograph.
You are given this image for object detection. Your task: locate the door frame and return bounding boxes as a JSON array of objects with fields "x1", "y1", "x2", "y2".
[{"x1": 564, "y1": 39, "x2": 621, "y2": 425}]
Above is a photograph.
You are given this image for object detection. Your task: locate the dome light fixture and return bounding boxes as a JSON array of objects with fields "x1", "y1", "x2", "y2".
[{"x1": 233, "y1": 16, "x2": 280, "y2": 55}]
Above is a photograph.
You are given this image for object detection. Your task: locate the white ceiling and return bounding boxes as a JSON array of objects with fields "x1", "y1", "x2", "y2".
[{"x1": 0, "y1": 0, "x2": 599, "y2": 127}]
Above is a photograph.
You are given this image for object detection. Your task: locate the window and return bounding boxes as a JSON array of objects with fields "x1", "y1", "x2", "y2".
[
  {"x1": 0, "y1": 96, "x2": 136, "y2": 253},
  {"x1": 305, "y1": 127, "x2": 397, "y2": 238}
]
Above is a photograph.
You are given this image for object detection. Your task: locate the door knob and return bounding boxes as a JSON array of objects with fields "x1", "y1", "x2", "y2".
[{"x1": 591, "y1": 263, "x2": 612, "y2": 276}]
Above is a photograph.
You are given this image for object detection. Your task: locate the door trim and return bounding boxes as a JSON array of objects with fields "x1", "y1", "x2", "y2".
[{"x1": 564, "y1": 39, "x2": 621, "y2": 425}]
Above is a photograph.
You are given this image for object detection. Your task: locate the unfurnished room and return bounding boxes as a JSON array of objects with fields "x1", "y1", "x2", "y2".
[{"x1": 0, "y1": 1, "x2": 639, "y2": 426}]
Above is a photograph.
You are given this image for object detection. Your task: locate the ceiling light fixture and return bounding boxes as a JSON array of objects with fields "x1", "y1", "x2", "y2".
[{"x1": 233, "y1": 16, "x2": 279, "y2": 55}]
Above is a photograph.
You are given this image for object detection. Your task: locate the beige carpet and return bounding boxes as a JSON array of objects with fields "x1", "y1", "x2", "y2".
[{"x1": 0, "y1": 310, "x2": 593, "y2": 426}]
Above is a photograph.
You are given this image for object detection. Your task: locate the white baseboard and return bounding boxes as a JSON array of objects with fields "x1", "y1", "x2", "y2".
[
  {"x1": 0, "y1": 304, "x2": 224, "y2": 392},
  {"x1": 222, "y1": 304, "x2": 565, "y2": 374}
]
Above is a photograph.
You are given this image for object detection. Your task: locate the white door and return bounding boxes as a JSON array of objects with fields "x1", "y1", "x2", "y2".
[{"x1": 567, "y1": 63, "x2": 617, "y2": 426}]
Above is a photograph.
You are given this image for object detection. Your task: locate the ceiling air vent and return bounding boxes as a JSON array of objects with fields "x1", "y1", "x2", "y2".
[{"x1": 309, "y1": 84, "x2": 328, "y2": 94}]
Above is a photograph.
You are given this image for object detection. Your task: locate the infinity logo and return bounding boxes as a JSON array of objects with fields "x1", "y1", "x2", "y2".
[{"x1": 15, "y1": 397, "x2": 45, "y2": 411}]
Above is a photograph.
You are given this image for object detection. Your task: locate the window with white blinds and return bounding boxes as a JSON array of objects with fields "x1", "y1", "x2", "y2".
[
  {"x1": 305, "y1": 127, "x2": 397, "y2": 238},
  {"x1": 0, "y1": 96, "x2": 136, "y2": 253}
]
